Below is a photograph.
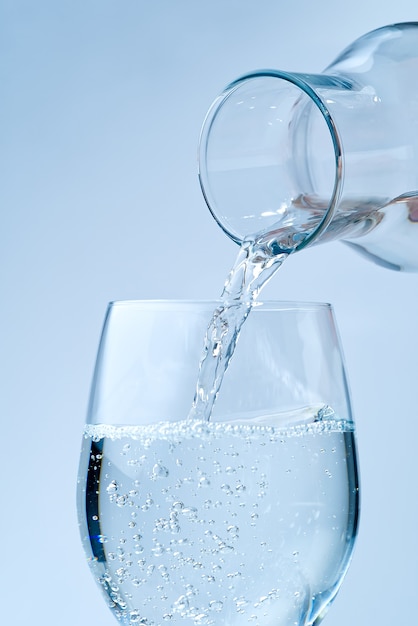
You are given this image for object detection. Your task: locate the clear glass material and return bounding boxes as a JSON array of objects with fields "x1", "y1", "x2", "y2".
[
  {"x1": 199, "y1": 22, "x2": 418, "y2": 271},
  {"x1": 77, "y1": 300, "x2": 359, "y2": 626}
]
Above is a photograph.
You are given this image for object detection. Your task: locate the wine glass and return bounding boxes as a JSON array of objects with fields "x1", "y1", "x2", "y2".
[{"x1": 77, "y1": 299, "x2": 359, "y2": 626}]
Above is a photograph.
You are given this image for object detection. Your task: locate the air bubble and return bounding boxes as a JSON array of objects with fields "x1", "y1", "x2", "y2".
[
  {"x1": 142, "y1": 497, "x2": 154, "y2": 511},
  {"x1": 173, "y1": 594, "x2": 189, "y2": 613},
  {"x1": 158, "y1": 565, "x2": 170, "y2": 580},
  {"x1": 154, "y1": 518, "x2": 169, "y2": 532},
  {"x1": 152, "y1": 543, "x2": 165, "y2": 556},
  {"x1": 235, "y1": 597, "x2": 248, "y2": 611},
  {"x1": 129, "y1": 611, "x2": 141, "y2": 624},
  {"x1": 152, "y1": 463, "x2": 169, "y2": 479},
  {"x1": 107, "y1": 480, "x2": 118, "y2": 494},
  {"x1": 227, "y1": 525, "x2": 239, "y2": 538},
  {"x1": 212, "y1": 460, "x2": 221, "y2": 474},
  {"x1": 129, "y1": 611, "x2": 148, "y2": 624},
  {"x1": 181, "y1": 507, "x2": 198, "y2": 521},
  {"x1": 115, "y1": 567, "x2": 128, "y2": 579},
  {"x1": 219, "y1": 542, "x2": 234, "y2": 554},
  {"x1": 203, "y1": 574, "x2": 216, "y2": 583}
]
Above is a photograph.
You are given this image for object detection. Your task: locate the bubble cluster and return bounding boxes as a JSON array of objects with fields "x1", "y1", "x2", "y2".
[{"x1": 81, "y1": 416, "x2": 358, "y2": 625}]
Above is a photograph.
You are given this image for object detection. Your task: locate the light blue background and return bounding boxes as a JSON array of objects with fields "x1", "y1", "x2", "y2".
[{"x1": 2, "y1": 2, "x2": 417, "y2": 625}]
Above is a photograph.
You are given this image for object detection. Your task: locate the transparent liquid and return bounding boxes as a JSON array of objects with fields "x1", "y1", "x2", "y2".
[
  {"x1": 251, "y1": 191, "x2": 418, "y2": 271},
  {"x1": 78, "y1": 409, "x2": 359, "y2": 626},
  {"x1": 190, "y1": 189, "x2": 418, "y2": 423},
  {"x1": 189, "y1": 242, "x2": 287, "y2": 422}
]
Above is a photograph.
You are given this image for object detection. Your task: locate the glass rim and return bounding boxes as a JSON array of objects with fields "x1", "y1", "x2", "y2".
[{"x1": 108, "y1": 299, "x2": 333, "y2": 312}]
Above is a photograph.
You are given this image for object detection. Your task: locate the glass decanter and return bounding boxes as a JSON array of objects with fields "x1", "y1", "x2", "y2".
[{"x1": 199, "y1": 22, "x2": 418, "y2": 271}]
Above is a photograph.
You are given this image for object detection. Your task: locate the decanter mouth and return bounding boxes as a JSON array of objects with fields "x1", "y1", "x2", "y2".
[{"x1": 198, "y1": 69, "x2": 343, "y2": 253}]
